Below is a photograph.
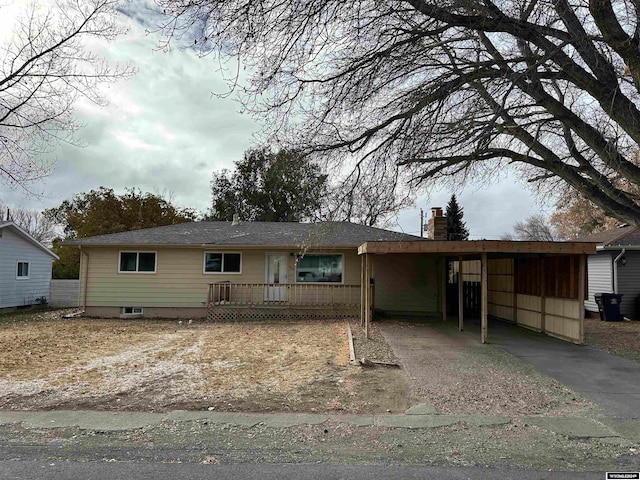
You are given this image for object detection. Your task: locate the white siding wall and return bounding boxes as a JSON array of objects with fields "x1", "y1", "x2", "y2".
[
  {"x1": 0, "y1": 228, "x2": 54, "y2": 308},
  {"x1": 585, "y1": 253, "x2": 613, "y2": 313}
]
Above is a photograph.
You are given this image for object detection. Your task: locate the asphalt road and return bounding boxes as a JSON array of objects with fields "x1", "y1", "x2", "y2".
[{"x1": 0, "y1": 461, "x2": 611, "y2": 480}]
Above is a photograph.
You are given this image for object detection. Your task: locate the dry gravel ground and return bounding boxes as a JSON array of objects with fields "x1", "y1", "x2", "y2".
[
  {"x1": 349, "y1": 320, "x2": 399, "y2": 365},
  {"x1": 584, "y1": 317, "x2": 640, "y2": 362},
  {"x1": 0, "y1": 310, "x2": 408, "y2": 413}
]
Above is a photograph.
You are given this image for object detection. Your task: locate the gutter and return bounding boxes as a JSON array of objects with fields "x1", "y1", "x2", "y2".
[{"x1": 596, "y1": 245, "x2": 640, "y2": 251}]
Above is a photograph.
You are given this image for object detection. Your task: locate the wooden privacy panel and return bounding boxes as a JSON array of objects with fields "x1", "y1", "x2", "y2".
[{"x1": 515, "y1": 256, "x2": 581, "y2": 300}]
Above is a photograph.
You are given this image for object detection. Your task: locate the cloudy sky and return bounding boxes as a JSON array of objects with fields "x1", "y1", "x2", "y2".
[{"x1": 1, "y1": 2, "x2": 549, "y2": 239}]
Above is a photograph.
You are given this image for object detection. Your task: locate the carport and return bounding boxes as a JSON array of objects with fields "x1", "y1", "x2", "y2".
[{"x1": 358, "y1": 240, "x2": 597, "y2": 344}]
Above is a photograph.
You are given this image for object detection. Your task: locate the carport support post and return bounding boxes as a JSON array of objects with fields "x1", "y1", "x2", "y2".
[
  {"x1": 441, "y1": 257, "x2": 447, "y2": 323},
  {"x1": 458, "y1": 256, "x2": 464, "y2": 331},
  {"x1": 512, "y1": 258, "x2": 518, "y2": 324},
  {"x1": 481, "y1": 252, "x2": 488, "y2": 344},
  {"x1": 364, "y1": 253, "x2": 372, "y2": 339},
  {"x1": 540, "y1": 255, "x2": 546, "y2": 333},
  {"x1": 360, "y1": 255, "x2": 365, "y2": 328},
  {"x1": 578, "y1": 254, "x2": 586, "y2": 344}
]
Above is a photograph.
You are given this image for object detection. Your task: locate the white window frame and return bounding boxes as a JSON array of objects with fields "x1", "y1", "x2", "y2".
[
  {"x1": 203, "y1": 252, "x2": 243, "y2": 275},
  {"x1": 121, "y1": 307, "x2": 143, "y2": 315},
  {"x1": 295, "y1": 253, "x2": 345, "y2": 285},
  {"x1": 118, "y1": 251, "x2": 157, "y2": 274},
  {"x1": 16, "y1": 260, "x2": 30, "y2": 280}
]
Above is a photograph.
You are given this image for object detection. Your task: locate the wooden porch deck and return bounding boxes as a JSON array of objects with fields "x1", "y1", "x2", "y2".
[{"x1": 207, "y1": 283, "x2": 361, "y2": 322}]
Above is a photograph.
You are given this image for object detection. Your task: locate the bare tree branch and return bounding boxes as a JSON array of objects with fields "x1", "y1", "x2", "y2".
[
  {"x1": 157, "y1": 0, "x2": 640, "y2": 225},
  {"x1": 0, "y1": 0, "x2": 134, "y2": 190}
]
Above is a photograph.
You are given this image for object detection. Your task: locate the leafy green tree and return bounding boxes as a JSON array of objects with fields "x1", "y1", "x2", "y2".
[
  {"x1": 209, "y1": 148, "x2": 328, "y2": 222},
  {"x1": 50, "y1": 238, "x2": 81, "y2": 280},
  {"x1": 446, "y1": 195, "x2": 469, "y2": 241},
  {"x1": 45, "y1": 187, "x2": 196, "y2": 278}
]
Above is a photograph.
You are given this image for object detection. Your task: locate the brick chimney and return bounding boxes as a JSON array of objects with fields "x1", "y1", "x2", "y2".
[{"x1": 427, "y1": 207, "x2": 447, "y2": 240}]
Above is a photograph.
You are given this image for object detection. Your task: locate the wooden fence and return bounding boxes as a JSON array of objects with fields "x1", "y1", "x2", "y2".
[{"x1": 49, "y1": 279, "x2": 80, "y2": 307}]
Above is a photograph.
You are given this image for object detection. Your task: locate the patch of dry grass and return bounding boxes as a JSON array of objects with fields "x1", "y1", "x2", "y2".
[
  {"x1": 0, "y1": 317, "x2": 169, "y2": 381},
  {"x1": 190, "y1": 322, "x2": 350, "y2": 396},
  {"x1": 0, "y1": 314, "x2": 353, "y2": 410},
  {"x1": 584, "y1": 318, "x2": 640, "y2": 362}
]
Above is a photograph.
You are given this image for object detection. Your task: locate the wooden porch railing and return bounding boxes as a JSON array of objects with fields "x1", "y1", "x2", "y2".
[{"x1": 208, "y1": 283, "x2": 361, "y2": 307}]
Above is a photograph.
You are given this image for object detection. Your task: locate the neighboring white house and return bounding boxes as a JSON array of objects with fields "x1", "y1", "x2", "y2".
[
  {"x1": 579, "y1": 225, "x2": 640, "y2": 319},
  {"x1": 0, "y1": 221, "x2": 58, "y2": 309}
]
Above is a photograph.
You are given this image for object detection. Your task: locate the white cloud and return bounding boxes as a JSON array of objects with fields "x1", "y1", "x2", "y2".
[
  {"x1": 1, "y1": 12, "x2": 260, "y2": 214},
  {"x1": 0, "y1": 4, "x2": 552, "y2": 234}
]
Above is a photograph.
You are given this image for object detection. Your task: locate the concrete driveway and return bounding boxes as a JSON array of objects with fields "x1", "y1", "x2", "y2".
[{"x1": 476, "y1": 319, "x2": 640, "y2": 420}]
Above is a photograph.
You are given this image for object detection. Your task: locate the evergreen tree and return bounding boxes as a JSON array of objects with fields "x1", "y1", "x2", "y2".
[{"x1": 446, "y1": 194, "x2": 469, "y2": 241}]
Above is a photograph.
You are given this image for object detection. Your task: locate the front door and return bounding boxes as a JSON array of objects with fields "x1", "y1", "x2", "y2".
[{"x1": 265, "y1": 253, "x2": 288, "y2": 301}]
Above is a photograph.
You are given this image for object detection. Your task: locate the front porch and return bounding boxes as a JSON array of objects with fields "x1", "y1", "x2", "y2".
[{"x1": 207, "y1": 282, "x2": 362, "y2": 321}]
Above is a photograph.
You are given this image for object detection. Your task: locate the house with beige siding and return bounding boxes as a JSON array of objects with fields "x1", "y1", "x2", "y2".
[
  {"x1": 0, "y1": 221, "x2": 58, "y2": 310},
  {"x1": 67, "y1": 213, "x2": 597, "y2": 345},
  {"x1": 66, "y1": 220, "x2": 424, "y2": 320}
]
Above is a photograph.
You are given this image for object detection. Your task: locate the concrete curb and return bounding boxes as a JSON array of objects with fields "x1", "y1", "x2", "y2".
[
  {"x1": 0, "y1": 410, "x2": 628, "y2": 440},
  {"x1": 522, "y1": 416, "x2": 620, "y2": 439},
  {"x1": 0, "y1": 410, "x2": 509, "y2": 431}
]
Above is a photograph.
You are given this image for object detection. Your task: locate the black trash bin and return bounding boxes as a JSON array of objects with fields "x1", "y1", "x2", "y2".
[{"x1": 600, "y1": 293, "x2": 624, "y2": 322}]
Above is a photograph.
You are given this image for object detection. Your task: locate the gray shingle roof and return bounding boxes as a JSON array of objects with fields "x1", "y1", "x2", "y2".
[
  {"x1": 0, "y1": 221, "x2": 59, "y2": 259},
  {"x1": 577, "y1": 225, "x2": 640, "y2": 246},
  {"x1": 64, "y1": 221, "x2": 424, "y2": 247}
]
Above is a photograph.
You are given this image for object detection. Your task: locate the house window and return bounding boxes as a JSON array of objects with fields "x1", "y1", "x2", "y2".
[
  {"x1": 204, "y1": 253, "x2": 242, "y2": 273},
  {"x1": 16, "y1": 261, "x2": 29, "y2": 279},
  {"x1": 121, "y1": 307, "x2": 143, "y2": 315},
  {"x1": 119, "y1": 252, "x2": 156, "y2": 273},
  {"x1": 296, "y1": 254, "x2": 343, "y2": 283}
]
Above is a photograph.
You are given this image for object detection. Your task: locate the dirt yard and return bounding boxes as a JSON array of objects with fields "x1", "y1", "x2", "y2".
[
  {"x1": 584, "y1": 317, "x2": 640, "y2": 362},
  {"x1": 0, "y1": 310, "x2": 409, "y2": 413}
]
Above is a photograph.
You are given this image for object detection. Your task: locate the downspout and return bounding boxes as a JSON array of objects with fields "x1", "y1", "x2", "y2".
[
  {"x1": 82, "y1": 246, "x2": 90, "y2": 310},
  {"x1": 613, "y1": 248, "x2": 625, "y2": 294}
]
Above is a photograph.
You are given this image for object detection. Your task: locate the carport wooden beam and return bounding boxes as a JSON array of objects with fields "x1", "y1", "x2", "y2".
[{"x1": 358, "y1": 241, "x2": 597, "y2": 256}]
